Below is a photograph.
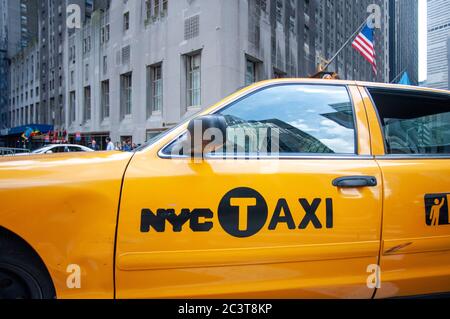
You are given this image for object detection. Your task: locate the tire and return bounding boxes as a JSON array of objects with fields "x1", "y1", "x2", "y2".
[{"x1": 0, "y1": 229, "x2": 56, "y2": 299}]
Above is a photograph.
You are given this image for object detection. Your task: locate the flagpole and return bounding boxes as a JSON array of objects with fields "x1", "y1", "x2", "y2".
[
  {"x1": 390, "y1": 68, "x2": 407, "y2": 83},
  {"x1": 322, "y1": 18, "x2": 369, "y2": 71}
]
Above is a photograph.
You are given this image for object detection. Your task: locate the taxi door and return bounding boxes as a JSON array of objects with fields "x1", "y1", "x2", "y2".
[
  {"x1": 115, "y1": 82, "x2": 383, "y2": 299},
  {"x1": 360, "y1": 86, "x2": 450, "y2": 298}
]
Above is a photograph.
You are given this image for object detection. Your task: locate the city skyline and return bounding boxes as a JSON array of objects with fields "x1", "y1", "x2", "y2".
[
  {"x1": 418, "y1": 0, "x2": 427, "y2": 82},
  {"x1": 426, "y1": 0, "x2": 450, "y2": 89}
]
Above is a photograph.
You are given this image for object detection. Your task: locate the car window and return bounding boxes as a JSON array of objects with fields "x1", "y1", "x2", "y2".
[
  {"x1": 368, "y1": 88, "x2": 450, "y2": 155},
  {"x1": 69, "y1": 146, "x2": 82, "y2": 152},
  {"x1": 163, "y1": 84, "x2": 356, "y2": 156},
  {"x1": 218, "y1": 84, "x2": 356, "y2": 154},
  {"x1": 52, "y1": 146, "x2": 69, "y2": 153}
]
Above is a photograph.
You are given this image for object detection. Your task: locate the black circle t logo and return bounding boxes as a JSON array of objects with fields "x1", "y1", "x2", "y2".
[{"x1": 218, "y1": 188, "x2": 268, "y2": 238}]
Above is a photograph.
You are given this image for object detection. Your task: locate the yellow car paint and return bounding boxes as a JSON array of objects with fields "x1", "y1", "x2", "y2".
[{"x1": 0, "y1": 151, "x2": 133, "y2": 298}]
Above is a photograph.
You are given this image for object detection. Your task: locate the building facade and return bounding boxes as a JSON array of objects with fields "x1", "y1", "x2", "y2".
[
  {"x1": 427, "y1": 0, "x2": 450, "y2": 90},
  {"x1": 8, "y1": 41, "x2": 41, "y2": 129},
  {"x1": 0, "y1": 0, "x2": 38, "y2": 132},
  {"x1": 37, "y1": 0, "x2": 96, "y2": 132},
  {"x1": 0, "y1": 0, "x2": 37, "y2": 57},
  {"x1": 448, "y1": 35, "x2": 450, "y2": 89},
  {"x1": 389, "y1": 0, "x2": 419, "y2": 85},
  {"x1": 64, "y1": 0, "x2": 321, "y2": 146}
]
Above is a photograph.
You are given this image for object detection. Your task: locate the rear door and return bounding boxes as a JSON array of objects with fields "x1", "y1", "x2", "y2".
[
  {"x1": 361, "y1": 86, "x2": 450, "y2": 298},
  {"x1": 116, "y1": 83, "x2": 383, "y2": 299}
]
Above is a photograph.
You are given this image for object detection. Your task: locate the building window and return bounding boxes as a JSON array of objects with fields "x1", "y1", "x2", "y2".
[
  {"x1": 123, "y1": 12, "x2": 130, "y2": 32},
  {"x1": 30, "y1": 105, "x2": 34, "y2": 123},
  {"x1": 186, "y1": 54, "x2": 201, "y2": 108},
  {"x1": 152, "y1": 64, "x2": 163, "y2": 113},
  {"x1": 85, "y1": 64, "x2": 89, "y2": 81},
  {"x1": 154, "y1": 0, "x2": 160, "y2": 17},
  {"x1": 245, "y1": 58, "x2": 257, "y2": 85},
  {"x1": 70, "y1": 71, "x2": 74, "y2": 85},
  {"x1": 289, "y1": 14, "x2": 296, "y2": 34},
  {"x1": 184, "y1": 15, "x2": 200, "y2": 40},
  {"x1": 103, "y1": 56, "x2": 108, "y2": 74},
  {"x1": 146, "y1": 0, "x2": 168, "y2": 22},
  {"x1": 84, "y1": 86, "x2": 91, "y2": 122},
  {"x1": 69, "y1": 45, "x2": 76, "y2": 64},
  {"x1": 101, "y1": 11, "x2": 110, "y2": 44},
  {"x1": 146, "y1": 0, "x2": 151, "y2": 20},
  {"x1": 120, "y1": 73, "x2": 132, "y2": 118},
  {"x1": 105, "y1": 24, "x2": 110, "y2": 41},
  {"x1": 69, "y1": 91, "x2": 76, "y2": 123},
  {"x1": 101, "y1": 80, "x2": 110, "y2": 119},
  {"x1": 83, "y1": 36, "x2": 91, "y2": 54},
  {"x1": 276, "y1": 0, "x2": 283, "y2": 23},
  {"x1": 35, "y1": 102, "x2": 39, "y2": 123},
  {"x1": 122, "y1": 45, "x2": 131, "y2": 65},
  {"x1": 101, "y1": 27, "x2": 106, "y2": 43}
]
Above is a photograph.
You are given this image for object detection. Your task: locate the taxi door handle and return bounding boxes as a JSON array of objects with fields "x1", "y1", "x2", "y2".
[{"x1": 332, "y1": 176, "x2": 378, "y2": 188}]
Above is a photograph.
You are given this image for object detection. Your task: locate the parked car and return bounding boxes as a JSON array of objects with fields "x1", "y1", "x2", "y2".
[
  {"x1": 0, "y1": 79, "x2": 449, "y2": 299},
  {"x1": 12, "y1": 144, "x2": 94, "y2": 156}
]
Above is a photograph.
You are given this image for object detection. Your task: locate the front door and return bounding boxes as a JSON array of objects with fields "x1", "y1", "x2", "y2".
[
  {"x1": 362, "y1": 86, "x2": 450, "y2": 298},
  {"x1": 115, "y1": 83, "x2": 383, "y2": 298}
]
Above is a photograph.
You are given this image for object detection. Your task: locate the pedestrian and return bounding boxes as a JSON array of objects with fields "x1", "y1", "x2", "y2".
[
  {"x1": 90, "y1": 139, "x2": 99, "y2": 151},
  {"x1": 122, "y1": 139, "x2": 132, "y2": 152},
  {"x1": 106, "y1": 137, "x2": 115, "y2": 151},
  {"x1": 115, "y1": 142, "x2": 121, "y2": 151}
]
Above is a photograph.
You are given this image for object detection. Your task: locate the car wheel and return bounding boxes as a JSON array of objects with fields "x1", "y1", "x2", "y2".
[{"x1": 0, "y1": 231, "x2": 56, "y2": 299}]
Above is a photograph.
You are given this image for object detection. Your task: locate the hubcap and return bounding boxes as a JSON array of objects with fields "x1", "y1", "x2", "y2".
[{"x1": 0, "y1": 264, "x2": 43, "y2": 299}]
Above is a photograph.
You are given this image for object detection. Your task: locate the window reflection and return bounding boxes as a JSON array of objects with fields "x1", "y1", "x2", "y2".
[{"x1": 218, "y1": 85, "x2": 356, "y2": 154}]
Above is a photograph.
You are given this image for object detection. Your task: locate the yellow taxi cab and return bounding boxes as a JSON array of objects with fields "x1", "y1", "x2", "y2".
[{"x1": 0, "y1": 79, "x2": 449, "y2": 299}]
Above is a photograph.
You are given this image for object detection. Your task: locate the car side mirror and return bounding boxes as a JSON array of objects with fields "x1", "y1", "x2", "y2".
[
  {"x1": 186, "y1": 114, "x2": 227, "y2": 158},
  {"x1": 46, "y1": 150, "x2": 53, "y2": 154}
]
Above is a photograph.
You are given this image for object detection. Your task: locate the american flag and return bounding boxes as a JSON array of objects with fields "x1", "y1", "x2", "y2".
[{"x1": 352, "y1": 23, "x2": 377, "y2": 75}]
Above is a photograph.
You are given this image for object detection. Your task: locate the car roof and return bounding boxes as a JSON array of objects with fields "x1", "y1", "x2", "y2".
[
  {"x1": 355, "y1": 80, "x2": 450, "y2": 95},
  {"x1": 249, "y1": 78, "x2": 450, "y2": 95},
  {"x1": 46, "y1": 144, "x2": 88, "y2": 148}
]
